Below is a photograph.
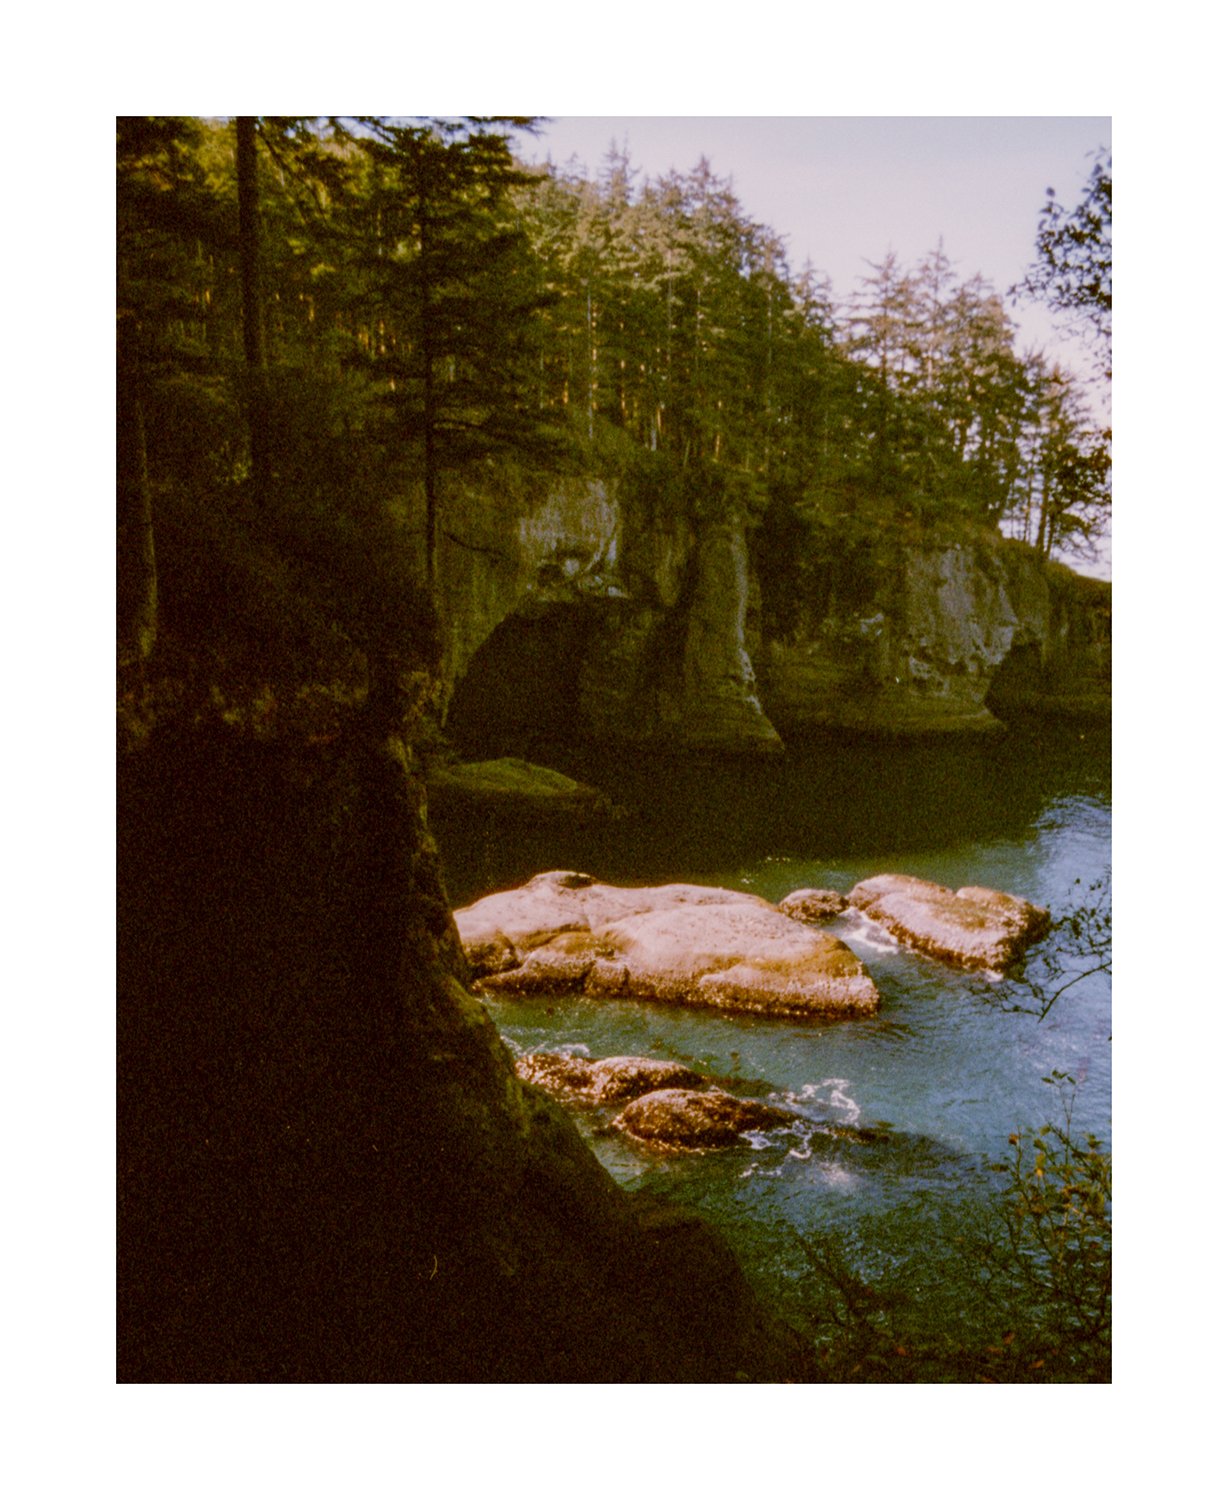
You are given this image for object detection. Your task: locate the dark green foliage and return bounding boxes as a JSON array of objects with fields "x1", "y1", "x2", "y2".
[
  {"x1": 1016, "y1": 150, "x2": 1111, "y2": 378},
  {"x1": 977, "y1": 1075, "x2": 1111, "y2": 1376},
  {"x1": 339, "y1": 118, "x2": 563, "y2": 583},
  {"x1": 515, "y1": 153, "x2": 1109, "y2": 567},
  {"x1": 750, "y1": 481, "x2": 813, "y2": 638},
  {"x1": 798, "y1": 1076, "x2": 1110, "y2": 1383},
  {"x1": 116, "y1": 116, "x2": 557, "y2": 725},
  {"x1": 153, "y1": 460, "x2": 440, "y2": 698}
]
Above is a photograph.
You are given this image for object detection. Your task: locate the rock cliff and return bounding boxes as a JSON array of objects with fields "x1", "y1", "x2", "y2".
[
  {"x1": 437, "y1": 467, "x2": 781, "y2": 754},
  {"x1": 758, "y1": 526, "x2": 1110, "y2": 736},
  {"x1": 431, "y1": 468, "x2": 1109, "y2": 753}
]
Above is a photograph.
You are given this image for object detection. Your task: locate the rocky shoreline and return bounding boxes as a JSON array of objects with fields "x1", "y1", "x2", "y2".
[{"x1": 512, "y1": 1048, "x2": 893, "y2": 1153}]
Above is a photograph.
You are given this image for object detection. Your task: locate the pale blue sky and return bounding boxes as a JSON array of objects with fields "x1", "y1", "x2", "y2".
[{"x1": 522, "y1": 116, "x2": 1110, "y2": 381}]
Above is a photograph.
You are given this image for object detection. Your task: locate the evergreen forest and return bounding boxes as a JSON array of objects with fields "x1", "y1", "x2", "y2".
[{"x1": 117, "y1": 116, "x2": 1110, "y2": 705}]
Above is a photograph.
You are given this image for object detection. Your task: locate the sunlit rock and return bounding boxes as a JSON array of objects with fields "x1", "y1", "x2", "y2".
[
  {"x1": 848, "y1": 873, "x2": 1050, "y2": 971},
  {"x1": 614, "y1": 1088, "x2": 794, "y2": 1149},
  {"x1": 456, "y1": 870, "x2": 879, "y2": 1018},
  {"x1": 516, "y1": 1052, "x2": 705, "y2": 1102},
  {"x1": 778, "y1": 888, "x2": 848, "y2": 922}
]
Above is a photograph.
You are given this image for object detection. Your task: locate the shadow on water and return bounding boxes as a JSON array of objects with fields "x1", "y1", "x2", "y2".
[{"x1": 434, "y1": 721, "x2": 1110, "y2": 907}]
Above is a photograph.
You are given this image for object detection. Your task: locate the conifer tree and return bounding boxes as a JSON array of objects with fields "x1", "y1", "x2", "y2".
[{"x1": 345, "y1": 117, "x2": 554, "y2": 590}]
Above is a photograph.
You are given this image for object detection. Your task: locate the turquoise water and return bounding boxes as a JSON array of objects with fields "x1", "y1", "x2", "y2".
[{"x1": 433, "y1": 725, "x2": 1111, "y2": 1356}]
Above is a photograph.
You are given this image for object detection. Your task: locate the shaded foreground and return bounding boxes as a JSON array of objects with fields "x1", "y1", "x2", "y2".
[{"x1": 117, "y1": 724, "x2": 812, "y2": 1382}]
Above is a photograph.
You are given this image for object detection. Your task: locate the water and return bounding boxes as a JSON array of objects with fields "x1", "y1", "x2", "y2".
[{"x1": 432, "y1": 724, "x2": 1111, "y2": 1362}]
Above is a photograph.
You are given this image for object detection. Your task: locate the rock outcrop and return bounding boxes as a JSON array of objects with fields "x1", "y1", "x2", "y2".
[
  {"x1": 516, "y1": 1052, "x2": 705, "y2": 1102},
  {"x1": 848, "y1": 873, "x2": 1050, "y2": 972},
  {"x1": 118, "y1": 726, "x2": 813, "y2": 1382},
  {"x1": 437, "y1": 470, "x2": 781, "y2": 755},
  {"x1": 455, "y1": 870, "x2": 880, "y2": 1018},
  {"x1": 426, "y1": 757, "x2": 612, "y2": 819},
  {"x1": 614, "y1": 1089, "x2": 795, "y2": 1150},
  {"x1": 778, "y1": 888, "x2": 848, "y2": 922},
  {"x1": 756, "y1": 529, "x2": 1111, "y2": 737},
  {"x1": 429, "y1": 466, "x2": 1109, "y2": 752}
]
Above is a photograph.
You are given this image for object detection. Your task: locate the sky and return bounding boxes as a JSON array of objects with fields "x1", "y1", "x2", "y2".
[{"x1": 520, "y1": 116, "x2": 1110, "y2": 389}]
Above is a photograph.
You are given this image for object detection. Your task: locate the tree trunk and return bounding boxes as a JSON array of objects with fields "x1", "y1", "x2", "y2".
[
  {"x1": 117, "y1": 323, "x2": 157, "y2": 664},
  {"x1": 417, "y1": 168, "x2": 438, "y2": 593},
  {"x1": 236, "y1": 116, "x2": 271, "y2": 492}
]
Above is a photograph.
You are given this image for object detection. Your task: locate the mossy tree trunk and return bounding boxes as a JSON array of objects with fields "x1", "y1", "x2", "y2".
[{"x1": 116, "y1": 318, "x2": 157, "y2": 664}]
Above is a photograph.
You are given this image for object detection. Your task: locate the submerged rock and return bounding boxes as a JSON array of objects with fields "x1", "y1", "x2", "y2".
[
  {"x1": 516, "y1": 1052, "x2": 705, "y2": 1102},
  {"x1": 614, "y1": 1088, "x2": 794, "y2": 1149},
  {"x1": 456, "y1": 870, "x2": 879, "y2": 1018},
  {"x1": 514, "y1": 1052, "x2": 602, "y2": 1096},
  {"x1": 778, "y1": 888, "x2": 848, "y2": 922},
  {"x1": 426, "y1": 757, "x2": 612, "y2": 818},
  {"x1": 848, "y1": 873, "x2": 1050, "y2": 971}
]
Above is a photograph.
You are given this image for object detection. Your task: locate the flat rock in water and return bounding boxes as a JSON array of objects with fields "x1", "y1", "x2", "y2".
[
  {"x1": 455, "y1": 870, "x2": 879, "y2": 1018},
  {"x1": 516, "y1": 1052, "x2": 706, "y2": 1102},
  {"x1": 614, "y1": 1088, "x2": 794, "y2": 1149},
  {"x1": 847, "y1": 873, "x2": 1050, "y2": 971},
  {"x1": 426, "y1": 758, "x2": 612, "y2": 817},
  {"x1": 777, "y1": 888, "x2": 848, "y2": 922},
  {"x1": 514, "y1": 1052, "x2": 600, "y2": 1095}
]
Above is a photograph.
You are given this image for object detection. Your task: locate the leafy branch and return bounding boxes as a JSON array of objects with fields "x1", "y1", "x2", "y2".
[
  {"x1": 974, "y1": 1071, "x2": 1111, "y2": 1375},
  {"x1": 975, "y1": 876, "x2": 1111, "y2": 1021}
]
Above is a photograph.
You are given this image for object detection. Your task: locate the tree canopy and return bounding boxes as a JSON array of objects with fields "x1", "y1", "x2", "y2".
[
  {"x1": 1016, "y1": 149, "x2": 1111, "y2": 381},
  {"x1": 117, "y1": 117, "x2": 1111, "y2": 716}
]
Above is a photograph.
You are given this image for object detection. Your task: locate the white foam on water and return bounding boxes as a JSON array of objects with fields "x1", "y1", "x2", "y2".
[
  {"x1": 774, "y1": 1079, "x2": 863, "y2": 1125},
  {"x1": 822, "y1": 1079, "x2": 862, "y2": 1122},
  {"x1": 504, "y1": 1035, "x2": 594, "y2": 1061},
  {"x1": 739, "y1": 1163, "x2": 783, "y2": 1179},
  {"x1": 838, "y1": 909, "x2": 900, "y2": 956}
]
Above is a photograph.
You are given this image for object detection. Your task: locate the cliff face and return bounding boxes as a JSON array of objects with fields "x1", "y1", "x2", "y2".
[
  {"x1": 438, "y1": 470, "x2": 781, "y2": 754},
  {"x1": 757, "y1": 529, "x2": 1111, "y2": 736},
  {"x1": 117, "y1": 723, "x2": 811, "y2": 1382},
  {"x1": 433, "y1": 471, "x2": 1110, "y2": 751}
]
